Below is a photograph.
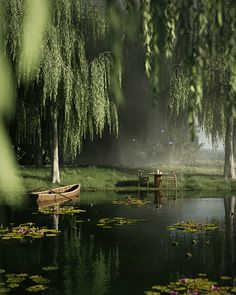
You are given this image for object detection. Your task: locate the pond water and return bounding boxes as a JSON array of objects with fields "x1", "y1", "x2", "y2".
[{"x1": 0, "y1": 191, "x2": 235, "y2": 294}]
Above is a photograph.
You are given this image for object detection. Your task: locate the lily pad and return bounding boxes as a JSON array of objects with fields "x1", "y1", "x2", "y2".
[
  {"x1": 29, "y1": 275, "x2": 50, "y2": 284},
  {"x1": 96, "y1": 217, "x2": 147, "y2": 229},
  {"x1": 7, "y1": 283, "x2": 19, "y2": 288},
  {"x1": 220, "y1": 276, "x2": 232, "y2": 280},
  {"x1": 0, "y1": 271, "x2": 51, "y2": 292},
  {"x1": 167, "y1": 221, "x2": 219, "y2": 233},
  {"x1": 0, "y1": 224, "x2": 60, "y2": 240},
  {"x1": 6, "y1": 277, "x2": 25, "y2": 283},
  {"x1": 186, "y1": 252, "x2": 192, "y2": 258},
  {"x1": 38, "y1": 206, "x2": 86, "y2": 215},
  {"x1": 113, "y1": 197, "x2": 150, "y2": 206},
  {"x1": 151, "y1": 285, "x2": 163, "y2": 291},
  {"x1": 0, "y1": 270, "x2": 5, "y2": 274},
  {"x1": 198, "y1": 273, "x2": 207, "y2": 277},
  {"x1": 26, "y1": 285, "x2": 48, "y2": 292},
  {"x1": 76, "y1": 219, "x2": 90, "y2": 223},
  {"x1": 42, "y1": 266, "x2": 58, "y2": 271},
  {"x1": 145, "y1": 276, "x2": 235, "y2": 295}
]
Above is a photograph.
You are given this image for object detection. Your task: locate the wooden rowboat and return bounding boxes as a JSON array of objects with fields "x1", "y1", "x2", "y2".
[{"x1": 32, "y1": 183, "x2": 81, "y2": 202}]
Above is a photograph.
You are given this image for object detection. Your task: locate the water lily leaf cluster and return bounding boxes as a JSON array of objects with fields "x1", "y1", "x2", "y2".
[
  {"x1": 38, "y1": 206, "x2": 86, "y2": 215},
  {"x1": 113, "y1": 197, "x2": 150, "y2": 206},
  {"x1": 0, "y1": 223, "x2": 60, "y2": 240},
  {"x1": 145, "y1": 276, "x2": 236, "y2": 295},
  {"x1": 0, "y1": 271, "x2": 50, "y2": 293},
  {"x1": 167, "y1": 221, "x2": 219, "y2": 233},
  {"x1": 97, "y1": 217, "x2": 147, "y2": 229}
]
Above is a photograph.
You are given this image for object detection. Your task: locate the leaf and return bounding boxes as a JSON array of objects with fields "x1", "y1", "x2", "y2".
[{"x1": 19, "y1": 0, "x2": 49, "y2": 81}]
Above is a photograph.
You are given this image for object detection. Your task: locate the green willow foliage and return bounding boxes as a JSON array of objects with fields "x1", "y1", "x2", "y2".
[
  {"x1": 2, "y1": 0, "x2": 119, "y2": 160},
  {"x1": 142, "y1": 0, "x2": 159, "y2": 92},
  {"x1": 199, "y1": 60, "x2": 226, "y2": 143},
  {"x1": 141, "y1": 0, "x2": 236, "y2": 143},
  {"x1": 168, "y1": 64, "x2": 190, "y2": 121}
]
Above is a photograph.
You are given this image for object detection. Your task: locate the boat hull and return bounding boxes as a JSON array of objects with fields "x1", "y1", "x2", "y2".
[{"x1": 32, "y1": 184, "x2": 81, "y2": 202}]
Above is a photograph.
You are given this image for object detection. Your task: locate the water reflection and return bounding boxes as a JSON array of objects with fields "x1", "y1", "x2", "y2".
[
  {"x1": 154, "y1": 190, "x2": 163, "y2": 208},
  {"x1": 0, "y1": 193, "x2": 235, "y2": 294},
  {"x1": 224, "y1": 196, "x2": 236, "y2": 279},
  {"x1": 60, "y1": 221, "x2": 120, "y2": 295}
]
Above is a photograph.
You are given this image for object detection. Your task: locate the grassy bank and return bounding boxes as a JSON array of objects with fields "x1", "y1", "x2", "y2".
[{"x1": 20, "y1": 162, "x2": 236, "y2": 193}]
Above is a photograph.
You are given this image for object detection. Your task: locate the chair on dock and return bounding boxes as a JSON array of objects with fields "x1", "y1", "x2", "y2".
[
  {"x1": 137, "y1": 170, "x2": 149, "y2": 189},
  {"x1": 165, "y1": 171, "x2": 178, "y2": 190}
]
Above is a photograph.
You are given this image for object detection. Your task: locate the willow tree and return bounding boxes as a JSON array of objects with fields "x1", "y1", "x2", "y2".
[
  {"x1": 2, "y1": 0, "x2": 119, "y2": 183},
  {"x1": 140, "y1": 0, "x2": 236, "y2": 179},
  {"x1": 0, "y1": 0, "x2": 49, "y2": 200}
]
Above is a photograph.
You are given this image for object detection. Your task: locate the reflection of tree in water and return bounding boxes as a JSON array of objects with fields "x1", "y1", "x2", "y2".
[
  {"x1": 224, "y1": 196, "x2": 236, "y2": 277},
  {"x1": 59, "y1": 218, "x2": 119, "y2": 295}
]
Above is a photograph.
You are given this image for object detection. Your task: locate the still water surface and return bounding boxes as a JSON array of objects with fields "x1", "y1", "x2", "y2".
[{"x1": 0, "y1": 192, "x2": 235, "y2": 294}]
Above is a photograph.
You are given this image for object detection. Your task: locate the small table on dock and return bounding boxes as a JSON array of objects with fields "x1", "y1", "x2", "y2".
[{"x1": 148, "y1": 172, "x2": 168, "y2": 189}]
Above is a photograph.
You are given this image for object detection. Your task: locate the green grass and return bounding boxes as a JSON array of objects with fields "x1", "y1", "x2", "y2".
[
  {"x1": 21, "y1": 166, "x2": 136, "y2": 192},
  {"x1": 20, "y1": 162, "x2": 236, "y2": 193}
]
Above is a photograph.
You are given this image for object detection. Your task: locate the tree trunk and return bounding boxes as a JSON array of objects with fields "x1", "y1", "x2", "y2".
[
  {"x1": 224, "y1": 115, "x2": 235, "y2": 179},
  {"x1": 233, "y1": 121, "x2": 236, "y2": 159},
  {"x1": 51, "y1": 109, "x2": 60, "y2": 183}
]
